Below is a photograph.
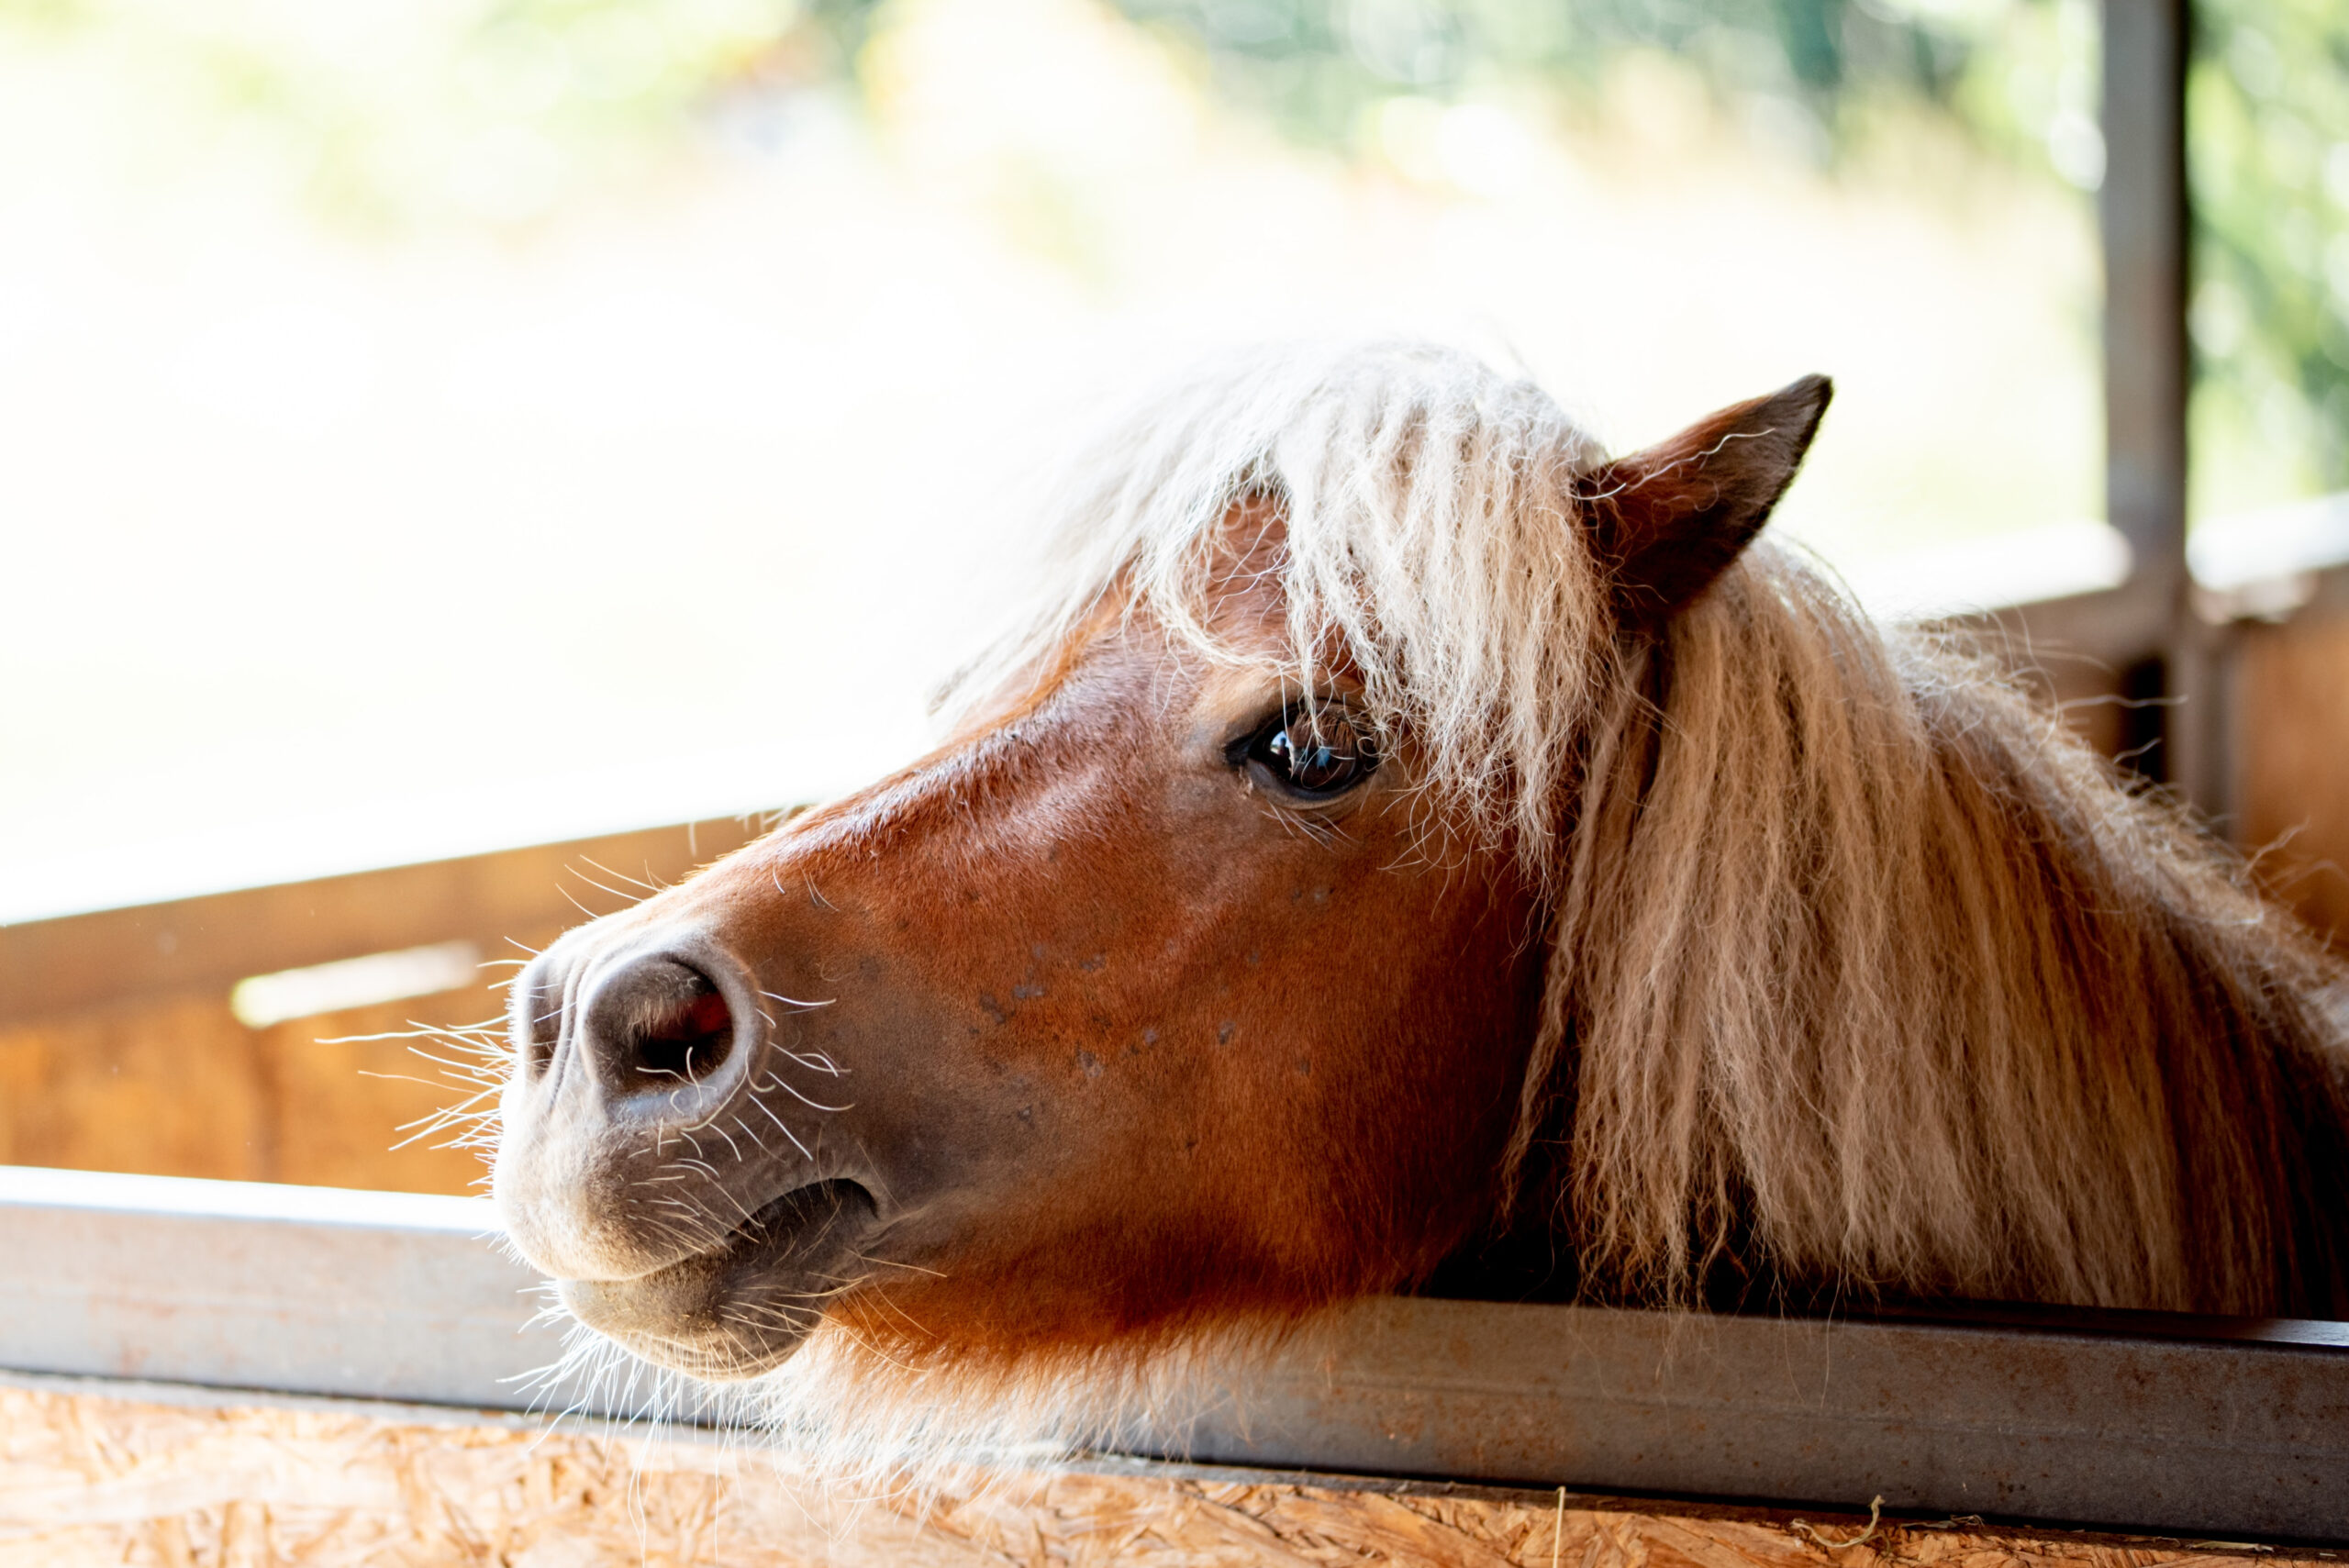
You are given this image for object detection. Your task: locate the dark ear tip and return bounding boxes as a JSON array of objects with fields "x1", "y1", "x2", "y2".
[
  {"x1": 1766, "y1": 374, "x2": 1832, "y2": 452},
  {"x1": 1784, "y1": 373, "x2": 1833, "y2": 412}
]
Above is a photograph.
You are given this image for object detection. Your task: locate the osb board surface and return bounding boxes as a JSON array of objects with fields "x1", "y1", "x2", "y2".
[{"x1": 2, "y1": 1386, "x2": 2333, "y2": 1568}]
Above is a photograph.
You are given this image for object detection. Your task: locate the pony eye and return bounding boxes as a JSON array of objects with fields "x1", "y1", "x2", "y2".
[{"x1": 1241, "y1": 708, "x2": 1380, "y2": 796}]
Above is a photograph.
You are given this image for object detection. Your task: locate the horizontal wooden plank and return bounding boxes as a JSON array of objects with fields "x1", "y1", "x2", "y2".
[
  {"x1": 0, "y1": 816, "x2": 768, "y2": 1026},
  {"x1": 0, "y1": 978, "x2": 508, "y2": 1194},
  {"x1": 3, "y1": 1166, "x2": 2343, "y2": 1541}
]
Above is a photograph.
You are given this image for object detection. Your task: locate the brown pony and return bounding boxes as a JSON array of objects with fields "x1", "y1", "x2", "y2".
[{"x1": 491, "y1": 341, "x2": 2349, "y2": 1454}]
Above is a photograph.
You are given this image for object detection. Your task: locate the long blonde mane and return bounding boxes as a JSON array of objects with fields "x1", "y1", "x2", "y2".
[{"x1": 958, "y1": 339, "x2": 2349, "y2": 1318}]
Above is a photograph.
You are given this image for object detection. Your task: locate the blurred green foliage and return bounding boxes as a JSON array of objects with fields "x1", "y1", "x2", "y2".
[
  {"x1": 4, "y1": 0, "x2": 2339, "y2": 504},
  {"x1": 1120, "y1": 0, "x2": 2346, "y2": 507},
  {"x1": 0, "y1": 0, "x2": 2106, "y2": 216},
  {"x1": 2188, "y1": 0, "x2": 2349, "y2": 509},
  {"x1": 1118, "y1": 0, "x2": 1991, "y2": 150},
  {"x1": 1104, "y1": 0, "x2": 2347, "y2": 506}
]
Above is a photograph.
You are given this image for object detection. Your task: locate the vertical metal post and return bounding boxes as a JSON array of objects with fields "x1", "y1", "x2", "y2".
[
  {"x1": 2102, "y1": 0, "x2": 2190, "y2": 600},
  {"x1": 2099, "y1": 0, "x2": 2215, "y2": 806}
]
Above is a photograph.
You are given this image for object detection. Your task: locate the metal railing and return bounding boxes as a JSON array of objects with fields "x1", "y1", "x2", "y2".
[{"x1": 6, "y1": 1164, "x2": 2344, "y2": 1541}]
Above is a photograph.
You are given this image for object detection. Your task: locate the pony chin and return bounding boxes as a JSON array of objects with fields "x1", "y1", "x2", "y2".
[{"x1": 541, "y1": 1307, "x2": 1318, "y2": 1495}]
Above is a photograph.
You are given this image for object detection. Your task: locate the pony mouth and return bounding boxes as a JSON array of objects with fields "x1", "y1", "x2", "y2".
[{"x1": 556, "y1": 1178, "x2": 878, "y2": 1381}]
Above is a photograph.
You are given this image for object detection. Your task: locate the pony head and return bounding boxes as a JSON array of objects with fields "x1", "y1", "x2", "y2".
[{"x1": 489, "y1": 341, "x2": 2347, "y2": 1459}]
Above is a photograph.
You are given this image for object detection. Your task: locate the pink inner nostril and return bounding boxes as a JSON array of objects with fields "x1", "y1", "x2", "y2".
[
  {"x1": 663, "y1": 992, "x2": 732, "y2": 1040},
  {"x1": 633, "y1": 987, "x2": 733, "y2": 1082}
]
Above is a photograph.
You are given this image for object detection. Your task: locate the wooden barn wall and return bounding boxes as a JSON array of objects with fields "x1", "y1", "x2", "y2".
[
  {"x1": 0, "y1": 984, "x2": 510, "y2": 1195},
  {"x1": 0, "y1": 817, "x2": 764, "y2": 1195},
  {"x1": 2234, "y1": 606, "x2": 2349, "y2": 951},
  {"x1": 2, "y1": 1382, "x2": 2331, "y2": 1568},
  {"x1": 1965, "y1": 593, "x2": 2349, "y2": 955}
]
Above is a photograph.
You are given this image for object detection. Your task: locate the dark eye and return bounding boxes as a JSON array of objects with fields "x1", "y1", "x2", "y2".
[{"x1": 1238, "y1": 706, "x2": 1381, "y2": 797}]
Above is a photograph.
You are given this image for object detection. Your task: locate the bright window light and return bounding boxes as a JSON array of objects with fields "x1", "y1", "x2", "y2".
[{"x1": 229, "y1": 941, "x2": 485, "y2": 1029}]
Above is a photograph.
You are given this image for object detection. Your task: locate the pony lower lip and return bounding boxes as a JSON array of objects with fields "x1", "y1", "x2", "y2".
[
  {"x1": 722, "y1": 1178, "x2": 872, "y2": 1261},
  {"x1": 634, "y1": 1175, "x2": 875, "y2": 1279},
  {"x1": 558, "y1": 1179, "x2": 879, "y2": 1379}
]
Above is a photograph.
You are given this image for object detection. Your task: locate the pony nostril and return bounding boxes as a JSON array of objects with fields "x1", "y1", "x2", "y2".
[
  {"x1": 572, "y1": 952, "x2": 747, "y2": 1097},
  {"x1": 599, "y1": 962, "x2": 737, "y2": 1087},
  {"x1": 631, "y1": 984, "x2": 734, "y2": 1083}
]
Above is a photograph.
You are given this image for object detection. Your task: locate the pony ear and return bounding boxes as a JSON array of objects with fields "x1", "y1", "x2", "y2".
[{"x1": 1580, "y1": 374, "x2": 1832, "y2": 629}]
